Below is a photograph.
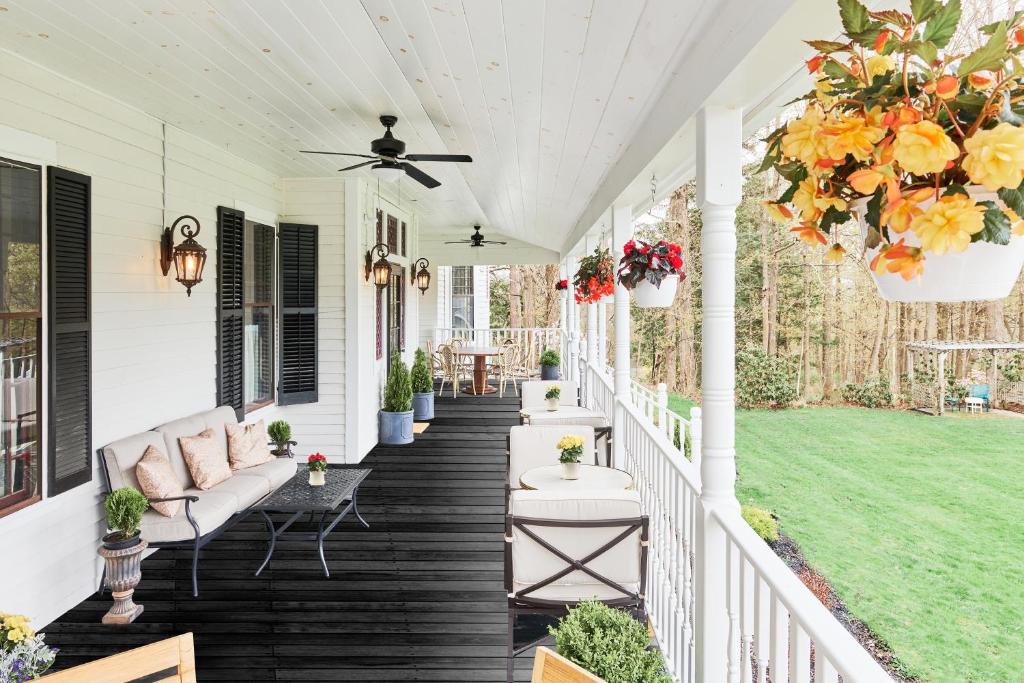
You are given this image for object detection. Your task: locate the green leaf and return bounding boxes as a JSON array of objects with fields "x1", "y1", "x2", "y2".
[
  {"x1": 976, "y1": 201, "x2": 1012, "y2": 244},
  {"x1": 958, "y1": 22, "x2": 1009, "y2": 77},
  {"x1": 998, "y1": 181, "x2": 1024, "y2": 217},
  {"x1": 820, "y1": 207, "x2": 852, "y2": 232},
  {"x1": 943, "y1": 182, "x2": 968, "y2": 197},
  {"x1": 981, "y1": 11, "x2": 1023, "y2": 35},
  {"x1": 908, "y1": 40, "x2": 939, "y2": 64},
  {"x1": 823, "y1": 59, "x2": 851, "y2": 80},
  {"x1": 777, "y1": 161, "x2": 808, "y2": 184},
  {"x1": 838, "y1": 0, "x2": 871, "y2": 34},
  {"x1": 911, "y1": 0, "x2": 941, "y2": 22},
  {"x1": 805, "y1": 39, "x2": 851, "y2": 53},
  {"x1": 922, "y1": 0, "x2": 961, "y2": 48},
  {"x1": 866, "y1": 187, "x2": 884, "y2": 231},
  {"x1": 778, "y1": 172, "x2": 808, "y2": 204}
]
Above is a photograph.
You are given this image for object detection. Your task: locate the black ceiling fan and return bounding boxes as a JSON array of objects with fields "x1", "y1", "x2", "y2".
[
  {"x1": 445, "y1": 225, "x2": 507, "y2": 248},
  {"x1": 300, "y1": 115, "x2": 472, "y2": 189}
]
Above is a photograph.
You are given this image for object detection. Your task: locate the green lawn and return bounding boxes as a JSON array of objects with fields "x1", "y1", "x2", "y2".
[{"x1": 667, "y1": 397, "x2": 1024, "y2": 682}]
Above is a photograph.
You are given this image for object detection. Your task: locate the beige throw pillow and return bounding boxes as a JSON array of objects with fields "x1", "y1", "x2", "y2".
[
  {"x1": 179, "y1": 428, "x2": 232, "y2": 490},
  {"x1": 226, "y1": 419, "x2": 274, "y2": 470},
  {"x1": 135, "y1": 445, "x2": 184, "y2": 517}
]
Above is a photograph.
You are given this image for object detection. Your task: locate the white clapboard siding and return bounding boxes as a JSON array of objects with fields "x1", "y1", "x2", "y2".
[{"x1": 0, "y1": 49, "x2": 281, "y2": 628}]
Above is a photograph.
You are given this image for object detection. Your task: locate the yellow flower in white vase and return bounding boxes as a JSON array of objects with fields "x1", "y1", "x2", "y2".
[
  {"x1": 893, "y1": 121, "x2": 959, "y2": 176},
  {"x1": 963, "y1": 123, "x2": 1024, "y2": 191}
]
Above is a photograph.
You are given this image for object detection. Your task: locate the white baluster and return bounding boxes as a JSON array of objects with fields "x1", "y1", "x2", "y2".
[{"x1": 789, "y1": 621, "x2": 810, "y2": 683}]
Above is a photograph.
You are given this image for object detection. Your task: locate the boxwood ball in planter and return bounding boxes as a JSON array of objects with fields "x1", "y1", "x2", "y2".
[
  {"x1": 540, "y1": 348, "x2": 560, "y2": 380},
  {"x1": 410, "y1": 348, "x2": 434, "y2": 421},
  {"x1": 379, "y1": 352, "x2": 414, "y2": 445}
]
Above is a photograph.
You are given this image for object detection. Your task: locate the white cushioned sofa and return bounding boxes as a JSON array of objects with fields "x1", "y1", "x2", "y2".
[{"x1": 100, "y1": 406, "x2": 296, "y2": 596}]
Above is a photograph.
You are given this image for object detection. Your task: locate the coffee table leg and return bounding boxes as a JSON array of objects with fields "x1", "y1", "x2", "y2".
[
  {"x1": 316, "y1": 515, "x2": 330, "y2": 578},
  {"x1": 255, "y1": 510, "x2": 303, "y2": 577},
  {"x1": 352, "y1": 487, "x2": 370, "y2": 529}
]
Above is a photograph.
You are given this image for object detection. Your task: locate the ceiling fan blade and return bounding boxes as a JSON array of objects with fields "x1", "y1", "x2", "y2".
[
  {"x1": 443, "y1": 240, "x2": 473, "y2": 244},
  {"x1": 402, "y1": 163, "x2": 441, "y2": 189},
  {"x1": 403, "y1": 154, "x2": 473, "y2": 163},
  {"x1": 338, "y1": 160, "x2": 377, "y2": 172},
  {"x1": 301, "y1": 150, "x2": 377, "y2": 159},
  {"x1": 483, "y1": 240, "x2": 508, "y2": 245}
]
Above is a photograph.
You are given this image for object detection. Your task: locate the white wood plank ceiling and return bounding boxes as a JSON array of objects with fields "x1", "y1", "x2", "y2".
[{"x1": 0, "y1": 0, "x2": 791, "y2": 250}]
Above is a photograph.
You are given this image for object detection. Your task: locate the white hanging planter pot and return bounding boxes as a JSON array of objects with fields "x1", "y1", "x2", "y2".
[
  {"x1": 632, "y1": 275, "x2": 679, "y2": 308},
  {"x1": 851, "y1": 187, "x2": 1024, "y2": 304}
]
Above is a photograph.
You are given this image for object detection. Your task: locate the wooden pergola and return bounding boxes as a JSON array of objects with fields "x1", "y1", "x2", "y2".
[{"x1": 906, "y1": 340, "x2": 1024, "y2": 415}]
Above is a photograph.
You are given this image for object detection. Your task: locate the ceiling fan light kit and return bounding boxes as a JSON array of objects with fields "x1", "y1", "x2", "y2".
[{"x1": 301, "y1": 115, "x2": 472, "y2": 189}]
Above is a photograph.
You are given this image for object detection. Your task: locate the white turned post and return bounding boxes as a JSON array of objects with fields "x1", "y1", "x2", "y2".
[
  {"x1": 656, "y1": 382, "x2": 669, "y2": 433},
  {"x1": 689, "y1": 406, "x2": 702, "y2": 472},
  {"x1": 597, "y1": 301, "x2": 608, "y2": 370},
  {"x1": 560, "y1": 260, "x2": 569, "y2": 377},
  {"x1": 586, "y1": 236, "x2": 599, "y2": 368},
  {"x1": 695, "y1": 105, "x2": 743, "y2": 683},
  {"x1": 567, "y1": 255, "x2": 581, "y2": 385},
  {"x1": 612, "y1": 204, "x2": 633, "y2": 470}
]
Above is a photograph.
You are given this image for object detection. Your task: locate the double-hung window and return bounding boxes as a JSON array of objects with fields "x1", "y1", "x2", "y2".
[{"x1": 451, "y1": 266, "x2": 474, "y2": 330}]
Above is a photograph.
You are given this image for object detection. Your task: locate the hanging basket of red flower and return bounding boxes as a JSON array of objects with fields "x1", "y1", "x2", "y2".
[
  {"x1": 616, "y1": 239, "x2": 685, "y2": 307},
  {"x1": 573, "y1": 247, "x2": 615, "y2": 304},
  {"x1": 555, "y1": 279, "x2": 568, "y2": 291}
]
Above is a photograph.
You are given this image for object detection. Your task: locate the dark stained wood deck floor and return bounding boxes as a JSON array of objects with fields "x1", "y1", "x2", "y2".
[{"x1": 46, "y1": 385, "x2": 546, "y2": 682}]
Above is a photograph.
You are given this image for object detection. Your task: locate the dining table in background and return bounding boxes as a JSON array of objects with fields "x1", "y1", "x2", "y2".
[{"x1": 454, "y1": 346, "x2": 499, "y2": 395}]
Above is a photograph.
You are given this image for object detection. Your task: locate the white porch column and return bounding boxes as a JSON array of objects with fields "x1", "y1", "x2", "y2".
[
  {"x1": 559, "y1": 260, "x2": 569, "y2": 377},
  {"x1": 597, "y1": 300, "x2": 607, "y2": 369},
  {"x1": 695, "y1": 105, "x2": 743, "y2": 683},
  {"x1": 585, "y1": 236, "x2": 599, "y2": 367},
  {"x1": 611, "y1": 204, "x2": 633, "y2": 470},
  {"x1": 567, "y1": 255, "x2": 581, "y2": 385}
]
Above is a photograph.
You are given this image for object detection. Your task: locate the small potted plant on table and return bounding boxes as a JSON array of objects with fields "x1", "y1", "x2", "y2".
[
  {"x1": 99, "y1": 487, "x2": 150, "y2": 624},
  {"x1": 540, "y1": 349, "x2": 560, "y2": 380},
  {"x1": 410, "y1": 348, "x2": 435, "y2": 421},
  {"x1": 545, "y1": 385, "x2": 561, "y2": 411},
  {"x1": 267, "y1": 419, "x2": 296, "y2": 458},
  {"x1": 379, "y1": 352, "x2": 414, "y2": 445},
  {"x1": 557, "y1": 434, "x2": 584, "y2": 480},
  {"x1": 307, "y1": 452, "x2": 327, "y2": 486},
  {"x1": 0, "y1": 612, "x2": 57, "y2": 679}
]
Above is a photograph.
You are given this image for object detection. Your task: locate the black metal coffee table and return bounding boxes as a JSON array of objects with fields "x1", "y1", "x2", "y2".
[{"x1": 253, "y1": 465, "x2": 372, "y2": 578}]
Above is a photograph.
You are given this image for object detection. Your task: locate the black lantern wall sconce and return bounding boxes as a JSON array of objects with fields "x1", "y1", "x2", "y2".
[
  {"x1": 160, "y1": 215, "x2": 208, "y2": 297},
  {"x1": 412, "y1": 258, "x2": 431, "y2": 295},
  {"x1": 364, "y1": 242, "x2": 392, "y2": 289}
]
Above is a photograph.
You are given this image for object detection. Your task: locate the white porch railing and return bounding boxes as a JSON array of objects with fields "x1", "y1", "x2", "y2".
[
  {"x1": 630, "y1": 379, "x2": 700, "y2": 466},
  {"x1": 578, "y1": 358, "x2": 892, "y2": 683},
  {"x1": 434, "y1": 327, "x2": 560, "y2": 371}
]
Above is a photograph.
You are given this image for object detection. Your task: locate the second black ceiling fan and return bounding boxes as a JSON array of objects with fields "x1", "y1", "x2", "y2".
[{"x1": 301, "y1": 115, "x2": 471, "y2": 189}]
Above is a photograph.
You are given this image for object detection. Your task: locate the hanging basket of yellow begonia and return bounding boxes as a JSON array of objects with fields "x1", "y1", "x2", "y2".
[{"x1": 761, "y1": 0, "x2": 1024, "y2": 303}]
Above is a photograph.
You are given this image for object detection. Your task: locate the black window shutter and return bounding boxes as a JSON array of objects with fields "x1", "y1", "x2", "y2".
[
  {"x1": 47, "y1": 167, "x2": 92, "y2": 495},
  {"x1": 279, "y1": 223, "x2": 318, "y2": 405},
  {"x1": 217, "y1": 206, "x2": 245, "y2": 420}
]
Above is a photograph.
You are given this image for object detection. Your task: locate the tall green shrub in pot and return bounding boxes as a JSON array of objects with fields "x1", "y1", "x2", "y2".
[
  {"x1": 410, "y1": 348, "x2": 435, "y2": 421},
  {"x1": 540, "y1": 348, "x2": 560, "y2": 380},
  {"x1": 380, "y1": 352, "x2": 414, "y2": 445}
]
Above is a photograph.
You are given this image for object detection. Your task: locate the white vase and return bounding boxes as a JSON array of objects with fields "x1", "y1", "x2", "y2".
[
  {"x1": 546, "y1": 397, "x2": 559, "y2": 411},
  {"x1": 632, "y1": 274, "x2": 679, "y2": 308},
  {"x1": 561, "y1": 462, "x2": 580, "y2": 480},
  {"x1": 851, "y1": 187, "x2": 1024, "y2": 303},
  {"x1": 309, "y1": 469, "x2": 326, "y2": 486}
]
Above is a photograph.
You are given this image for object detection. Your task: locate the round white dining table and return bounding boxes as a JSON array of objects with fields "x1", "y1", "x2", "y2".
[{"x1": 519, "y1": 464, "x2": 634, "y2": 491}]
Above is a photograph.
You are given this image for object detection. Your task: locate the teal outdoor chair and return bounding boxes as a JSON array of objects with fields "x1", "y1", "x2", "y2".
[{"x1": 969, "y1": 384, "x2": 991, "y2": 411}]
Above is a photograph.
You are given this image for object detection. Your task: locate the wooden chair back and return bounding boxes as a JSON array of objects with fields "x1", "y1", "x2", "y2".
[
  {"x1": 530, "y1": 647, "x2": 604, "y2": 682},
  {"x1": 39, "y1": 633, "x2": 196, "y2": 683}
]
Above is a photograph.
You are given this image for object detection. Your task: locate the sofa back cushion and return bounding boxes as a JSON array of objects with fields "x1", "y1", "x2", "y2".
[
  {"x1": 521, "y1": 381, "x2": 578, "y2": 409},
  {"x1": 179, "y1": 428, "x2": 232, "y2": 491},
  {"x1": 226, "y1": 419, "x2": 274, "y2": 470},
  {"x1": 153, "y1": 407, "x2": 239, "y2": 487},
  {"x1": 102, "y1": 431, "x2": 169, "y2": 491},
  {"x1": 508, "y1": 425, "x2": 595, "y2": 489}
]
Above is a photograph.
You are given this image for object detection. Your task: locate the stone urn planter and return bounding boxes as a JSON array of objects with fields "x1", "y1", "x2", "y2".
[
  {"x1": 632, "y1": 274, "x2": 679, "y2": 308},
  {"x1": 412, "y1": 391, "x2": 434, "y2": 421},
  {"x1": 98, "y1": 533, "x2": 147, "y2": 625},
  {"x1": 379, "y1": 409, "x2": 414, "y2": 445},
  {"x1": 852, "y1": 188, "x2": 1024, "y2": 303}
]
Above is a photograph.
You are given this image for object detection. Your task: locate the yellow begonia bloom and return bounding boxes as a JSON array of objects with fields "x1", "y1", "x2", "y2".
[
  {"x1": 761, "y1": 200, "x2": 793, "y2": 224},
  {"x1": 824, "y1": 243, "x2": 846, "y2": 264},
  {"x1": 6, "y1": 627, "x2": 24, "y2": 642},
  {"x1": 815, "y1": 77, "x2": 836, "y2": 107},
  {"x1": 792, "y1": 177, "x2": 820, "y2": 221},
  {"x1": 962, "y1": 123, "x2": 1024, "y2": 191},
  {"x1": 882, "y1": 188, "x2": 934, "y2": 234},
  {"x1": 556, "y1": 435, "x2": 584, "y2": 451},
  {"x1": 865, "y1": 54, "x2": 895, "y2": 79},
  {"x1": 781, "y1": 106, "x2": 827, "y2": 167},
  {"x1": 893, "y1": 121, "x2": 959, "y2": 176},
  {"x1": 821, "y1": 113, "x2": 885, "y2": 162},
  {"x1": 1007, "y1": 209, "x2": 1024, "y2": 236},
  {"x1": 910, "y1": 195, "x2": 985, "y2": 255}
]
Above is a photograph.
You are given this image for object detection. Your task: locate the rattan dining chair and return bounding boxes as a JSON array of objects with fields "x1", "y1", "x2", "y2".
[{"x1": 438, "y1": 344, "x2": 469, "y2": 398}]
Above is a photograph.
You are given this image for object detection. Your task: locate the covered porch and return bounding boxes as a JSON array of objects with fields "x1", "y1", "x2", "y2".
[{"x1": 0, "y1": 0, "x2": 896, "y2": 681}]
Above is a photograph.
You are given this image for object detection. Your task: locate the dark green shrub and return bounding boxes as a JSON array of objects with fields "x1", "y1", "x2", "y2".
[
  {"x1": 540, "y1": 349, "x2": 560, "y2": 367},
  {"x1": 549, "y1": 601, "x2": 671, "y2": 683},
  {"x1": 267, "y1": 419, "x2": 291, "y2": 443},
  {"x1": 840, "y1": 377, "x2": 892, "y2": 408},
  {"x1": 741, "y1": 505, "x2": 779, "y2": 543},
  {"x1": 411, "y1": 348, "x2": 433, "y2": 394},
  {"x1": 383, "y1": 353, "x2": 412, "y2": 413},
  {"x1": 736, "y1": 349, "x2": 796, "y2": 409},
  {"x1": 104, "y1": 487, "x2": 149, "y2": 539}
]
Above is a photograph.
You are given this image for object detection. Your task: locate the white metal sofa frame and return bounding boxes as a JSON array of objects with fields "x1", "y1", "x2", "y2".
[{"x1": 504, "y1": 509, "x2": 649, "y2": 682}]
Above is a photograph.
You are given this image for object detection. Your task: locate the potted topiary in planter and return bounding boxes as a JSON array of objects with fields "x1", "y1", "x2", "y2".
[
  {"x1": 545, "y1": 385, "x2": 560, "y2": 411},
  {"x1": 379, "y1": 352, "x2": 414, "y2": 445},
  {"x1": 267, "y1": 419, "x2": 296, "y2": 458},
  {"x1": 617, "y1": 239, "x2": 685, "y2": 308},
  {"x1": 99, "y1": 487, "x2": 150, "y2": 624},
  {"x1": 540, "y1": 349, "x2": 560, "y2": 380},
  {"x1": 410, "y1": 348, "x2": 434, "y2": 421},
  {"x1": 556, "y1": 434, "x2": 584, "y2": 480}
]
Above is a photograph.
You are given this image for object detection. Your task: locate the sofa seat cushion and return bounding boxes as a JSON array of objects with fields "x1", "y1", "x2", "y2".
[
  {"x1": 198, "y1": 474, "x2": 271, "y2": 513},
  {"x1": 180, "y1": 428, "x2": 233, "y2": 490},
  {"x1": 135, "y1": 445, "x2": 185, "y2": 517},
  {"x1": 233, "y1": 458, "x2": 297, "y2": 490},
  {"x1": 226, "y1": 419, "x2": 274, "y2": 470},
  {"x1": 139, "y1": 490, "x2": 237, "y2": 544}
]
